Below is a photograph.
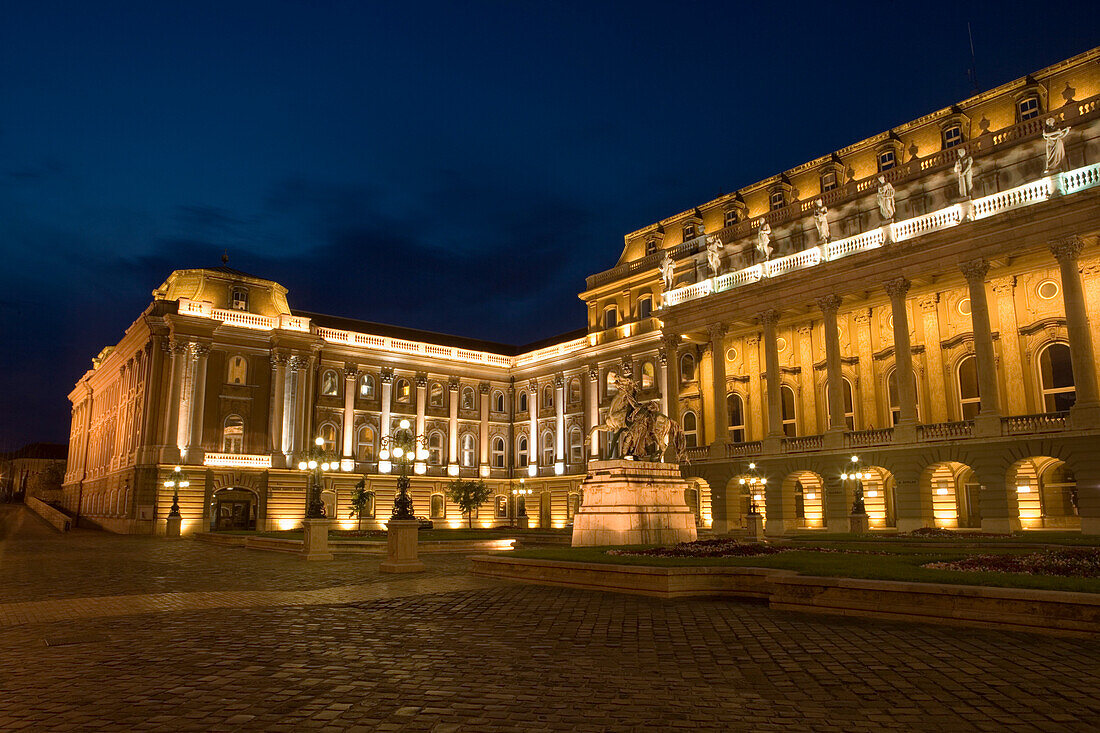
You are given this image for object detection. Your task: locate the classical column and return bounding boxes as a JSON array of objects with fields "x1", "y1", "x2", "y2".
[
  {"x1": 139, "y1": 337, "x2": 164, "y2": 463},
  {"x1": 658, "y1": 349, "x2": 669, "y2": 415},
  {"x1": 448, "y1": 377, "x2": 460, "y2": 472},
  {"x1": 1082, "y1": 260, "x2": 1100, "y2": 378},
  {"x1": 586, "y1": 365, "x2": 600, "y2": 457},
  {"x1": 479, "y1": 383, "x2": 490, "y2": 473},
  {"x1": 918, "y1": 295, "x2": 948, "y2": 424},
  {"x1": 186, "y1": 343, "x2": 210, "y2": 464},
  {"x1": 960, "y1": 258, "x2": 1002, "y2": 435},
  {"x1": 415, "y1": 373, "x2": 427, "y2": 439},
  {"x1": 745, "y1": 335, "x2": 763, "y2": 440},
  {"x1": 989, "y1": 277, "x2": 1025, "y2": 415},
  {"x1": 554, "y1": 373, "x2": 565, "y2": 470},
  {"x1": 160, "y1": 339, "x2": 187, "y2": 463},
  {"x1": 291, "y1": 355, "x2": 312, "y2": 457},
  {"x1": 817, "y1": 295, "x2": 846, "y2": 439},
  {"x1": 1050, "y1": 236, "x2": 1100, "y2": 426},
  {"x1": 852, "y1": 309, "x2": 877, "y2": 428},
  {"x1": 528, "y1": 380, "x2": 539, "y2": 472},
  {"x1": 708, "y1": 323, "x2": 730, "y2": 456},
  {"x1": 796, "y1": 325, "x2": 817, "y2": 436},
  {"x1": 379, "y1": 368, "x2": 394, "y2": 442},
  {"x1": 761, "y1": 310, "x2": 783, "y2": 442},
  {"x1": 269, "y1": 354, "x2": 287, "y2": 465},
  {"x1": 660, "y1": 331, "x2": 680, "y2": 423},
  {"x1": 885, "y1": 277, "x2": 918, "y2": 441},
  {"x1": 342, "y1": 364, "x2": 359, "y2": 463}
]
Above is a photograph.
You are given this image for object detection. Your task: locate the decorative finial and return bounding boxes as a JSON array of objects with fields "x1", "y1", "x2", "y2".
[{"x1": 221, "y1": 249, "x2": 229, "y2": 265}]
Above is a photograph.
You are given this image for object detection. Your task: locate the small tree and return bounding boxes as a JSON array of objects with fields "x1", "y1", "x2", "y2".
[
  {"x1": 445, "y1": 479, "x2": 493, "y2": 529},
  {"x1": 348, "y1": 478, "x2": 375, "y2": 531}
]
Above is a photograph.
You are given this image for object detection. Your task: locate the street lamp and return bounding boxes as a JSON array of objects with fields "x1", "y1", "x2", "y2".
[
  {"x1": 841, "y1": 454, "x2": 866, "y2": 515},
  {"x1": 163, "y1": 465, "x2": 188, "y2": 518},
  {"x1": 509, "y1": 477, "x2": 532, "y2": 528},
  {"x1": 296, "y1": 435, "x2": 346, "y2": 519},
  {"x1": 378, "y1": 418, "x2": 428, "y2": 520},
  {"x1": 737, "y1": 462, "x2": 767, "y2": 516}
]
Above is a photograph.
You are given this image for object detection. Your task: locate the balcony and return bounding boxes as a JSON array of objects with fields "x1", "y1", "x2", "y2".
[{"x1": 203, "y1": 453, "x2": 273, "y2": 469}]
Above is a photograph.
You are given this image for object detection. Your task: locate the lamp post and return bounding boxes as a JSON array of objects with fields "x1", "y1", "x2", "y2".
[
  {"x1": 509, "y1": 478, "x2": 532, "y2": 528},
  {"x1": 163, "y1": 465, "x2": 188, "y2": 537},
  {"x1": 737, "y1": 462, "x2": 767, "y2": 540},
  {"x1": 378, "y1": 418, "x2": 427, "y2": 573},
  {"x1": 296, "y1": 436, "x2": 347, "y2": 561},
  {"x1": 842, "y1": 454, "x2": 870, "y2": 533}
]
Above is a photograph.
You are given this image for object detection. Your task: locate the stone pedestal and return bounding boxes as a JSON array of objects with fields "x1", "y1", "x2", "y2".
[
  {"x1": 746, "y1": 513, "x2": 765, "y2": 541},
  {"x1": 571, "y1": 460, "x2": 697, "y2": 547},
  {"x1": 849, "y1": 513, "x2": 870, "y2": 534},
  {"x1": 165, "y1": 514, "x2": 182, "y2": 538},
  {"x1": 380, "y1": 519, "x2": 426, "y2": 573},
  {"x1": 301, "y1": 518, "x2": 333, "y2": 561}
]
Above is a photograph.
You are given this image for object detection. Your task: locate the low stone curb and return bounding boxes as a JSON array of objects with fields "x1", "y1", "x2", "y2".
[
  {"x1": 23, "y1": 497, "x2": 72, "y2": 533},
  {"x1": 469, "y1": 555, "x2": 1100, "y2": 635},
  {"x1": 194, "y1": 532, "x2": 514, "y2": 555}
]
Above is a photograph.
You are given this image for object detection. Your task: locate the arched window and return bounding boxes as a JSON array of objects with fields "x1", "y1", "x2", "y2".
[
  {"x1": 569, "y1": 428, "x2": 584, "y2": 463},
  {"x1": 429, "y1": 382, "x2": 444, "y2": 407},
  {"x1": 1039, "y1": 343, "x2": 1075, "y2": 411},
  {"x1": 320, "y1": 369, "x2": 339, "y2": 397},
  {"x1": 605, "y1": 369, "x2": 618, "y2": 397},
  {"x1": 603, "y1": 306, "x2": 618, "y2": 330},
  {"x1": 461, "y1": 433, "x2": 476, "y2": 468},
  {"x1": 318, "y1": 423, "x2": 338, "y2": 453},
  {"x1": 427, "y1": 431, "x2": 445, "y2": 465},
  {"x1": 430, "y1": 494, "x2": 445, "y2": 519},
  {"x1": 886, "y1": 370, "x2": 918, "y2": 425},
  {"x1": 542, "y1": 431, "x2": 555, "y2": 466},
  {"x1": 491, "y1": 436, "x2": 506, "y2": 468},
  {"x1": 638, "y1": 296, "x2": 653, "y2": 320},
  {"x1": 222, "y1": 414, "x2": 244, "y2": 453},
  {"x1": 727, "y1": 393, "x2": 746, "y2": 442},
  {"x1": 680, "y1": 353, "x2": 695, "y2": 382},
  {"x1": 542, "y1": 385, "x2": 554, "y2": 410},
  {"x1": 957, "y1": 356, "x2": 980, "y2": 420},
  {"x1": 519, "y1": 391, "x2": 528, "y2": 413},
  {"x1": 493, "y1": 390, "x2": 506, "y2": 413},
  {"x1": 356, "y1": 425, "x2": 375, "y2": 462},
  {"x1": 780, "y1": 385, "x2": 797, "y2": 437},
  {"x1": 395, "y1": 378, "x2": 411, "y2": 403},
  {"x1": 517, "y1": 435, "x2": 529, "y2": 467},
  {"x1": 568, "y1": 378, "x2": 582, "y2": 405},
  {"x1": 227, "y1": 355, "x2": 247, "y2": 385},
  {"x1": 640, "y1": 361, "x2": 655, "y2": 389},
  {"x1": 359, "y1": 373, "x2": 375, "y2": 398},
  {"x1": 682, "y1": 411, "x2": 698, "y2": 448},
  {"x1": 461, "y1": 386, "x2": 476, "y2": 410},
  {"x1": 827, "y1": 377, "x2": 857, "y2": 429}
]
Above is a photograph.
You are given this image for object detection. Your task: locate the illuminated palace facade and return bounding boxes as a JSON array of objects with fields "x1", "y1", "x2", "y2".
[{"x1": 65, "y1": 48, "x2": 1100, "y2": 535}]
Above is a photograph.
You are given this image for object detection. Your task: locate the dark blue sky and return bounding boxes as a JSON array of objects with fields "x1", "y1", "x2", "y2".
[{"x1": 1, "y1": 0, "x2": 1096, "y2": 448}]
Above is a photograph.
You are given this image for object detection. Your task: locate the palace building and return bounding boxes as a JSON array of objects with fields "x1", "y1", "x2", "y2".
[{"x1": 64, "y1": 47, "x2": 1100, "y2": 536}]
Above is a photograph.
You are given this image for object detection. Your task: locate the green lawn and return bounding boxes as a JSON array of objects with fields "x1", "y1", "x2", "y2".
[
  {"x1": 507, "y1": 546, "x2": 1100, "y2": 594},
  {"x1": 217, "y1": 528, "x2": 532, "y2": 542}
]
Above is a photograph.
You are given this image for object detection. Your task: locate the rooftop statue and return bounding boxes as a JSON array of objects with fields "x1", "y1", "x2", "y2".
[
  {"x1": 876, "y1": 175, "x2": 896, "y2": 221},
  {"x1": 705, "y1": 235, "x2": 723, "y2": 277},
  {"x1": 812, "y1": 199, "x2": 830, "y2": 243},
  {"x1": 1043, "y1": 118, "x2": 1071, "y2": 173},
  {"x1": 954, "y1": 146, "x2": 974, "y2": 199},
  {"x1": 658, "y1": 251, "x2": 675, "y2": 292},
  {"x1": 755, "y1": 220, "x2": 772, "y2": 261},
  {"x1": 588, "y1": 374, "x2": 687, "y2": 463}
]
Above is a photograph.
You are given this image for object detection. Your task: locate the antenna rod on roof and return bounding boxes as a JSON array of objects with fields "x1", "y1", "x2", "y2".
[
  {"x1": 221, "y1": 249, "x2": 229, "y2": 265},
  {"x1": 967, "y1": 22, "x2": 979, "y2": 95}
]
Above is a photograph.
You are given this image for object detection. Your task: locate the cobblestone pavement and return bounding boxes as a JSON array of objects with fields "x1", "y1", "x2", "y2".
[{"x1": 3, "y1": 505, "x2": 1099, "y2": 731}]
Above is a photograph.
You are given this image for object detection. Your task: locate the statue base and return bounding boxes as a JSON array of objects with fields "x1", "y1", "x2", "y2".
[
  {"x1": 379, "y1": 519, "x2": 425, "y2": 573},
  {"x1": 301, "y1": 519, "x2": 334, "y2": 561},
  {"x1": 746, "y1": 513, "x2": 765, "y2": 541},
  {"x1": 849, "y1": 513, "x2": 870, "y2": 534},
  {"x1": 571, "y1": 460, "x2": 697, "y2": 547}
]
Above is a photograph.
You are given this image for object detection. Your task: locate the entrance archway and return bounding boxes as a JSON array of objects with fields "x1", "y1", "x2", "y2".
[
  {"x1": 861, "y1": 466, "x2": 897, "y2": 529},
  {"x1": 210, "y1": 487, "x2": 259, "y2": 531},
  {"x1": 1008, "y1": 457, "x2": 1078, "y2": 530},
  {"x1": 921, "y1": 462, "x2": 979, "y2": 529},
  {"x1": 782, "y1": 471, "x2": 825, "y2": 529}
]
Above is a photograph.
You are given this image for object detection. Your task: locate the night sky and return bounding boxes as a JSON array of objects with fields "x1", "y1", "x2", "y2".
[{"x1": 1, "y1": 1, "x2": 1096, "y2": 449}]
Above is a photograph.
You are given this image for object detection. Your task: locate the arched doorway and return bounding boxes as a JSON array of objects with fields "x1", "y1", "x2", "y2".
[
  {"x1": 921, "y1": 461, "x2": 979, "y2": 529},
  {"x1": 782, "y1": 471, "x2": 825, "y2": 530},
  {"x1": 211, "y1": 487, "x2": 259, "y2": 531},
  {"x1": 1008, "y1": 457, "x2": 1078, "y2": 530},
  {"x1": 860, "y1": 466, "x2": 897, "y2": 529}
]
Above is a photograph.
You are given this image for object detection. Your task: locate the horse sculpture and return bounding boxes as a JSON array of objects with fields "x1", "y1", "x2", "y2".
[{"x1": 587, "y1": 374, "x2": 689, "y2": 464}]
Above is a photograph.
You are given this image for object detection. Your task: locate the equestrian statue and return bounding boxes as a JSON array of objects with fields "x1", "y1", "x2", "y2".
[{"x1": 587, "y1": 374, "x2": 688, "y2": 463}]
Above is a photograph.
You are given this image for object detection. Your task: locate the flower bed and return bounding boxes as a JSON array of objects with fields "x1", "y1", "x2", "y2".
[
  {"x1": 608, "y1": 539, "x2": 787, "y2": 558},
  {"x1": 923, "y1": 548, "x2": 1100, "y2": 577}
]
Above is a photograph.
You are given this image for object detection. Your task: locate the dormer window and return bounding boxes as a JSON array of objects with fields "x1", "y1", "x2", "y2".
[
  {"x1": 682, "y1": 222, "x2": 697, "y2": 241},
  {"x1": 724, "y1": 208, "x2": 739, "y2": 227},
  {"x1": 645, "y1": 237, "x2": 658, "y2": 256},
  {"x1": 942, "y1": 124, "x2": 963, "y2": 149},
  {"x1": 877, "y1": 149, "x2": 896, "y2": 172},
  {"x1": 1017, "y1": 95, "x2": 1040, "y2": 121},
  {"x1": 231, "y1": 286, "x2": 249, "y2": 311},
  {"x1": 820, "y1": 170, "x2": 838, "y2": 192},
  {"x1": 769, "y1": 189, "x2": 786, "y2": 211}
]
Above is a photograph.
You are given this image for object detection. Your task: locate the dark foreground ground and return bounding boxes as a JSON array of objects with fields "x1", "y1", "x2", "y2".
[{"x1": 1, "y1": 505, "x2": 1098, "y2": 732}]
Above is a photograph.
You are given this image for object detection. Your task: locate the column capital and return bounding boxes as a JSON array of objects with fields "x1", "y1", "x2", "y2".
[
  {"x1": 343, "y1": 363, "x2": 360, "y2": 379},
  {"x1": 989, "y1": 275, "x2": 1016, "y2": 295},
  {"x1": 917, "y1": 294, "x2": 939, "y2": 312},
  {"x1": 1049, "y1": 234, "x2": 1085, "y2": 263},
  {"x1": 745, "y1": 334, "x2": 761, "y2": 347},
  {"x1": 447, "y1": 376, "x2": 460, "y2": 391},
  {"x1": 189, "y1": 342, "x2": 212, "y2": 358},
  {"x1": 815, "y1": 294, "x2": 842, "y2": 314},
  {"x1": 660, "y1": 330, "x2": 679, "y2": 350},
  {"x1": 168, "y1": 339, "x2": 190, "y2": 355},
  {"x1": 883, "y1": 276, "x2": 911, "y2": 299},
  {"x1": 759, "y1": 309, "x2": 780, "y2": 327},
  {"x1": 479, "y1": 382, "x2": 491, "y2": 394},
  {"x1": 270, "y1": 352, "x2": 291, "y2": 367},
  {"x1": 851, "y1": 308, "x2": 872, "y2": 325},
  {"x1": 379, "y1": 367, "x2": 394, "y2": 384},
  {"x1": 586, "y1": 363, "x2": 599, "y2": 381},
  {"x1": 657, "y1": 348, "x2": 667, "y2": 366},
  {"x1": 796, "y1": 324, "x2": 813, "y2": 337},
  {"x1": 707, "y1": 322, "x2": 728, "y2": 340},
  {"x1": 554, "y1": 372, "x2": 564, "y2": 388},
  {"x1": 619, "y1": 357, "x2": 633, "y2": 377},
  {"x1": 960, "y1": 257, "x2": 990, "y2": 283},
  {"x1": 528, "y1": 379, "x2": 539, "y2": 394},
  {"x1": 415, "y1": 372, "x2": 428, "y2": 388}
]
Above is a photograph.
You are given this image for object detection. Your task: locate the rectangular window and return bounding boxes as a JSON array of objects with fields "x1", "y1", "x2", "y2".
[
  {"x1": 604, "y1": 308, "x2": 617, "y2": 330},
  {"x1": 1018, "y1": 96, "x2": 1039, "y2": 121},
  {"x1": 769, "y1": 190, "x2": 785, "y2": 210},
  {"x1": 645, "y1": 239, "x2": 656, "y2": 255},
  {"x1": 682, "y1": 223, "x2": 696, "y2": 241},
  {"x1": 638, "y1": 297, "x2": 652, "y2": 319},
  {"x1": 724, "y1": 209, "x2": 739, "y2": 228},
  {"x1": 943, "y1": 125, "x2": 962, "y2": 149},
  {"x1": 877, "y1": 149, "x2": 895, "y2": 172},
  {"x1": 820, "y1": 171, "x2": 837, "y2": 192}
]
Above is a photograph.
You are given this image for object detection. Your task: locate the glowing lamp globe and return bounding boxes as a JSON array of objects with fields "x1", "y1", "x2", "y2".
[
  {"x1": 315, "y1": 436, "x2": 324, "y2": 446},
  {"x1": 298, "y1": 461, "x2": 307, "y2": 470}
]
